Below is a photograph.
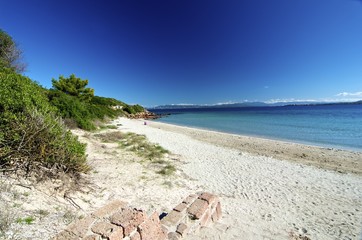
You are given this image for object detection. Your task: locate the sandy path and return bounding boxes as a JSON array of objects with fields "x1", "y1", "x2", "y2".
[{"x1": 113, "y1": 117, "x2": 362, "y2": 240}]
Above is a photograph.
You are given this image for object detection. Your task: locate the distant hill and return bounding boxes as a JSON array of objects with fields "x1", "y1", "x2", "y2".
[
  {"x1": 150, "y1": 100, "x2": 362, "y2": 110},
  {"x1": 291, "y1": 100, "x2": 362, "y2": 106},
  {"x1": 151, "y1": 102, "x2": 268, "y2": 109}
]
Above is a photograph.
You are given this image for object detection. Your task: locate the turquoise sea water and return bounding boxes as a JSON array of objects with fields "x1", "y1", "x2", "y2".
[{"x1": 152, "y1": 105, "x2": 362, "y2": 152}]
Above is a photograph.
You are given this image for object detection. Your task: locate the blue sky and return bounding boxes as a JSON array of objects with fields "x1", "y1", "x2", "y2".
[{"x1": 1, "y1": 0, "x2": 362, "y2": 106}]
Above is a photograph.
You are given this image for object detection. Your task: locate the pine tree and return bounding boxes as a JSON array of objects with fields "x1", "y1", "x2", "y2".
[{"x1": 52, "y1": 74, "x2": 94, "y2": 102}]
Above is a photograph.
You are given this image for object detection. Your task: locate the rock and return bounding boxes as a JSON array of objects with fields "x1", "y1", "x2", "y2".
[{"x1": 129, "y1": 110, "x2": 161, "y2": 120}]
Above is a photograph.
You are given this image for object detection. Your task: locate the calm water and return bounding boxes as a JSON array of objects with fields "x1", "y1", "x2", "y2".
[{"x1": 151, "y1": 105, "x2": 362, "y2": 152}]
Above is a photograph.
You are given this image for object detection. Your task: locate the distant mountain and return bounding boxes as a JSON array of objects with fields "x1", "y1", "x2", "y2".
[
  {"x1": 293, "y1": 100, "x2": 362, "y2": 106},
  {"x1": 150, "y1": 102, "x2": 268, "y2": 109},
  {"x1": 150, "y1": 100, "x2": 362, "y2": 110}
]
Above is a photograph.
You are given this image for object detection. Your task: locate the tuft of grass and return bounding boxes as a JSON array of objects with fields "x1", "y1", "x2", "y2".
[
  {"x1": 95, "y1": 131, "x2": 175, "y2": 175},
  {"x1": 98, "y1": 124, "x2": 118, "y2": 130},
  {"x1": 152, "y1": 159, "x2": 167, "y2": 164},
  {"x1": 118, "y1": 133, "x2": 169, "y2": 161},
  {"x1": 63, "y1": 209, "x2": 77, "y2": 224},
  {"x1": 12, "y1": 203, "x2": 21, "y2": 208},
  {"x1": 16, "y1": 216, "x2": 35, "y2": 225},
  {"x1": 162, "y1": 181, "x2": 173, "y2": 188},
  {"x1": 36, "y1": 209, "x2": 49, "y2": 218},
  {"x1": 95, "y1": 131, "x2": 124, "y2": 142},
  {"x1": 157, "y1": 164, "x2": 176, "y2": 176}
]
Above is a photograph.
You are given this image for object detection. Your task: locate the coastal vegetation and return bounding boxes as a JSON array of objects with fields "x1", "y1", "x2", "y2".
[
  {"x1": 0, "y1": 29, "x2": 173, "y2": 239},
  {"x1": 48, "y1": 74, "x2": 146, "y2": 130},
  {"x1": 95, "y1": 131, "x2": 175, "y2": 175},
  {"x1": 0, "y1": 29, "x2": 26, "y2": 73},
  {"x1": 0, "y1": 29, "x2": 146, "y2": 179},
  {"x1": 0, "y1": 71, "x2": 89, "y2": 178}
]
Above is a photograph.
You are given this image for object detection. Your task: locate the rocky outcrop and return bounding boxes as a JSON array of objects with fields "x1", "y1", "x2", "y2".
[
  {"x1": 161, "y1": 192, "x2": 222, "y2": 239},
  {"x1": 53, "y1": 192, "x2": 221, "y2": 240},
  {"x1": 128, "y1": 111, "x2": 162, "y2": 120}
]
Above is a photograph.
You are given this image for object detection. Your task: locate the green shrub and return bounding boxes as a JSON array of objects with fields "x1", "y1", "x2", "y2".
[
  {"x1": 48, "y1": 90, "x2": 96, "y2": 130},
  {"x1": 48, "y1": 91, "x2": 124, "y2": 130},
  {"x1": 0, "y1": 29, "x2": 26, "y2": 73},
  {"x1": 123, "y1": 104, "x2": 145, "y2": 114},
  {"x1": 49, "y1": 75, "x2": 145, "y2": 130},
  {"x1": 16, "y1": 216, "x2": 35, "y2": 225},
  {"x1": 52, "y1": 74, "x2": 94, "y2": 102},
  {"x1": 0, "y1": 72, "x2": 89, "y2": 178},
  {"x1": 87, "y1": 103, "x2": 119, "y2": 120},
  {"x1": 91, "y1": 96, "x2": 126, "y2": 108}
]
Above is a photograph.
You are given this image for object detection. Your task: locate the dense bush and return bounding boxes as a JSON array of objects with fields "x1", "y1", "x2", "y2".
[
  {"x1": 88, "y1": 103, "x2": 121, "y2": 119},
  {"x1": 52, "y1": 74, "x2": 94, "y2": 102},
  {"x1": 48, "y1": 75, "x2": 130, "y2": 130},
  {"x1": 91, "y1": 96, "x2": 126, "y2": 107},
  {"x1": 48, "y1": 90, "x2": 96, "y2": 130},
  {"x1": 48, "y1": 90, "x2": 125, "y2": 130},
  {"x1": 0, "y1": 72, "x2": 89, "y2": 177},
  {"x1": 123, "y1": 104, "x2": 145, "y2": 114},
  {"x1": 0, "y1": 29, "x2": 26, "y2": 73}
]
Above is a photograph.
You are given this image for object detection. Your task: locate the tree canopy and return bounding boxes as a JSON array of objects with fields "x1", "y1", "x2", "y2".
[
  {"x1": 52, "y1": 74, "x2": 94, "y2": 102},
  {"x1": 0, "y1": 29, "x2": 26, "y2": 73}
]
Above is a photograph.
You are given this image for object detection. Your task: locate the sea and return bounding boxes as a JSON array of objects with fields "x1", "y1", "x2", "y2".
[{"x1": 151, "y1": 104, "x2": 362, "y2": 152}]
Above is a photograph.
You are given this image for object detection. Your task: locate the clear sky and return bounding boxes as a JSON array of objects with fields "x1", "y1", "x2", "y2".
[{"x1": 1, "y1": 0, "x2": 362, "y2": 106}]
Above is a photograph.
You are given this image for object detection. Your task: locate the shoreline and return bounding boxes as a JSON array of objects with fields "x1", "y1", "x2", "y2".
[
  {"x1": 147, "y1": 119, "x2": 362, "y2": 176},
  {"x1": 154, "y1": 119, "x2": 362, "y2": 153},
  {"x1": 113, "y1": 117, "x2": 362, "y2": 239}
]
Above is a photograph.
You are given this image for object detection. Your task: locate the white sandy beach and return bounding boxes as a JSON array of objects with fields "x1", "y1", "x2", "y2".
[
  {"x1": 1, "y1": 116, "x2": 361, "y2": 240},
  {"x1": 112, "y1": 117, "x2": 362, "y2": 240}
]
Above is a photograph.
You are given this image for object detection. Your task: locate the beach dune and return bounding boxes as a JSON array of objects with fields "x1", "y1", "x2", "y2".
[{"x1": 113, "y1": 117, "x2": 362, "y2": 240}]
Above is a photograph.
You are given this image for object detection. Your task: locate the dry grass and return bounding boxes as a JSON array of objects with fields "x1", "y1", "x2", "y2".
[
  {"x1": 118, "y1": 133, "x2": 169, "y2": 161},
  {"x1": 0, "y1": 180, "x2": 20, "y2": 239},
  {"x1": 157, "y1": 164, "x2": 176, "y2": 176},
  {"x1": 98, "y1": 124, "x2": 118, "y2": 130},
  {"x1": 94, "y1": 131, "x2": 176, "y2": 176},
  {"x1": 95, "y1": 131, "x2": 124, "y2": 142}
]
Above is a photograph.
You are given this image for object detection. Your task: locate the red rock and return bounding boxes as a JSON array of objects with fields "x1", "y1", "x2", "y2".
[
  {"x1": 130, "y1": 231, "x2": 141, "y2": 240},
  {"x1": 187, "y1": 199, "x2": 208, "y2": 219},
  {"x1": 108, "y1": 227, "x2": 124, "y2": 240},
  {"x1": 161, "y1": 224, "x2": 169, "y2": 235},
  {"x1": 200, "y1": 210, "x2": 211, "y2": 226},
  {"x1": 138, "y1": 212, "x2": 167, "y2": 240},
  {"x1": 91, "y1": 221, "x2": 123, "y2": 238},
  {"x1": 92, "y1": 200, "x2": 127, "y2": 219},
  {"x1": 160, "y1": 210, "x2": 184, "y2": 227},
  {"x1": 215, "y1": 202, "x2": 222, "y2": 220},
  {"x1": 83, "y1": 234, "x2": 101, "y2": 240},
  {"x1": 53, "y1": 230, "x2": 78, "y2": 240},
  {"x1": 173, "y1": 203, "x2": 187, "y2": 213},
  {"x1": 66, "y1": 216, "x2": 96, "y2": 238},
  {"x1": 182, "y1": 194, "x2": 198, "y2": 205},
  {"x1": 199, "y1": 192, "x2": 218, "y2": 205},
  {"x1": 211, "y1": 210, "x2": 218, "y2": 222},
  {"x1": 168, "y1": 232, "x2": 182, "y2": 240},
  {"x1": 176, "y1": 223, "x2": 188, "y2": 236},
  {"x1": 110, "y1": 208, "x2": 146, "y2": 236}
]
